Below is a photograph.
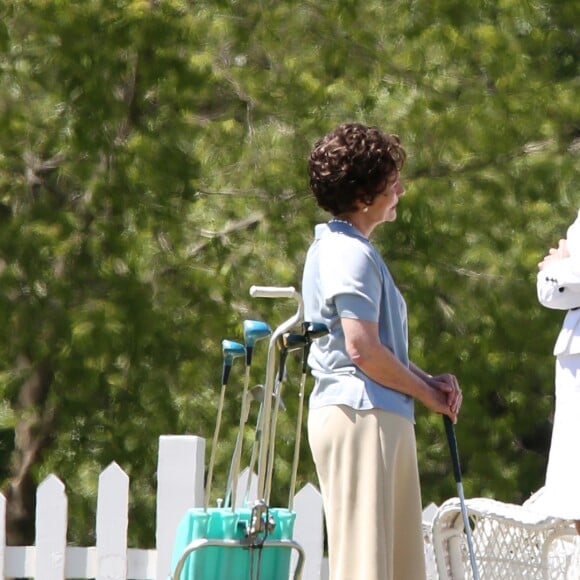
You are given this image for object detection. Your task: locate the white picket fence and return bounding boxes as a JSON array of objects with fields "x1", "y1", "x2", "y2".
[
  {"x1": 0, "y1": 435, "x2": 329, "y2": 580},
  {"x1": 8, "y1": 434, "x2": 576, "y2": 580}
]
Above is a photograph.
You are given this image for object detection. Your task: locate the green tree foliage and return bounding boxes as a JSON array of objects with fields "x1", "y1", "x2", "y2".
[{"x1": 0, "y1": 0, "x2": 578, "y2": 547}]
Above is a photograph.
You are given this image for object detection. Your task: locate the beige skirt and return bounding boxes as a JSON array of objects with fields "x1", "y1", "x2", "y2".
[{"x1": 308, "y1": 405, "x2": 426, "y2": 580}]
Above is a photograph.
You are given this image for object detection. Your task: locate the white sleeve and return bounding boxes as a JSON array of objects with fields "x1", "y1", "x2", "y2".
[{"x1": 537, "y1": 258, "x2": 580, "y2": 310}]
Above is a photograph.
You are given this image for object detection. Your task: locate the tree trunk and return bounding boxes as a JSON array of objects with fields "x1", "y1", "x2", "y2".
[{"x1": 4, "y1": 357, "x2": 55, "y2": 546}]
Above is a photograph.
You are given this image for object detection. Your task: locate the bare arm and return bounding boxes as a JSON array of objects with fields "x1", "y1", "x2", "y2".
[{"x1": 341, "y1": 317, "x2": 461, "y2": 422}]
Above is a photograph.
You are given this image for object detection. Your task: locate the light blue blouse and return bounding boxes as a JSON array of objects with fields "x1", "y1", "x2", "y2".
[{"x1": 301, "y1": 221, "x2": 414, "y2": 422}]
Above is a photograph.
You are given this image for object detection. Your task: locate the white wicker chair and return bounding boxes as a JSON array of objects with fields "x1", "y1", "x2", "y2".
[{"x1": 428, "y1": 493, "x2": 580, "y2": 579}]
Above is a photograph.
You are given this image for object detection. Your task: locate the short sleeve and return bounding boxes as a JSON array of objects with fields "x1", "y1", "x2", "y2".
[{"x1": 318, "y1": 235, "x2": 382, "y2": 322}]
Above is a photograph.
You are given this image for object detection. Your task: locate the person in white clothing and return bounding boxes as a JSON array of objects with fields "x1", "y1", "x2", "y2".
[{"x1": 537, "y1": 209, "x2": 580, "y2": 534}]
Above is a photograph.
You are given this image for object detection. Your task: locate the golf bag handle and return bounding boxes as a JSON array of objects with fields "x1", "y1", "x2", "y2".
[
  {"x1": 249, "y1": 285, "x2": 304, "y2": 501},
  {"x1": 250, "y1": 285, "x2": 299, "y2": 299},
  {"x1": 443, "y1": 416, "x2": 462, "y2": 484}
]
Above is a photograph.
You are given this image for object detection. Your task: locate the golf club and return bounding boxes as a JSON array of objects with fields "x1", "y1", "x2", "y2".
[
  {"x1": 443, "y1": 415, "x2": 480, "y2": 580},
  {"x1": 226, "y1": 319, "x2": 271, "y2": 510},
  {"x1": 204, "y1": 339, "x2": 245, "y2": 510},
  {"x1": 263, "y1": 331, "x2": 307, "y2": 503},
  {"x1": 288, "y1": 322, "x2": 329, "y2": 510}
]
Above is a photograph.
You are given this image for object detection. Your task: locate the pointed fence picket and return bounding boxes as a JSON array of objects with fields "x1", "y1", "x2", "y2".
[
  {"x1": 292, "y1": 484, "x2": 325, "y2": 580},
  {"x1": 0, "y1": 435, "x2": 327, "y2": 580},
  {"x1": 36, "y1": 475, "x2": 67, "y2": 580},
  {"x1": 96, "y1": 462, "x2": 128, "y2": 579}
]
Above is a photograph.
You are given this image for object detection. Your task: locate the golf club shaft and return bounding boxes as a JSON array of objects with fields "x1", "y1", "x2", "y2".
[
  {"x1": 205, "y1": 379, "x2": 228, "y2": 510},
  {"x1": 243, "y1": 406, "x2": 262, "y2": 505},
  {"x1": 288, "y1": 370, "x2": 307, "y2": 511},
  {"x1": 443, "y1": 416, "x2": 479, "y2": 580},
  {"x1": 224, "y1": 383, "x2": 253, "y2": 507},
  {"x1": 288, "y1": 323, "x2": 328, "y2": 509},
  {"x1": 264, "y1": 350, "x2": 289, "y2": 503},
  {"x1": 227, "y1": 364, "x2": 252, "y2": 509}
]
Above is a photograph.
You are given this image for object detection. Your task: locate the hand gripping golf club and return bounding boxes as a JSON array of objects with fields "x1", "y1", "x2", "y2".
[
  {"x1": 226, "y1": 320, "x2": 271, "y2": 510},
  {"x1": 444, "y1": 415, "x2": 480, "y2": 580},
  {"x1": 288, "y1": 322, "x2": 329, "y2": 510},
  {"x1": 249, "y1": 285, "x2": 303, "y2": 502},
  {"x1": 263, "y1": 331, "x2": 307, "y2": 503},
  {"x1": 205, "y1": 339, "x2": 245, "y2": 510}
]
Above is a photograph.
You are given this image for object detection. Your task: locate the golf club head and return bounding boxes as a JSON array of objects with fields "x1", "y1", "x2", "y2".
[
  {"x1": 243, "y1": 320, "x2": 272, "y2": 346},
  {"x1": 250, "y1": 384, "x2": 285, "y2": 410},
  {"x1": 303, "y1": 321, "x2": 330, "y2": 340},
  {"x1": 243, "y1": 320, "x2": 272, "y2": 366},
  {"x1": 221, "y1": 339, "x2": 245, "y2": 385},
  {"x1": 222, "y1": 339, "x2": 246, "y2": 364},
  {"x1": 300, "y1": 322, "x2": 329, "y2": 373},
  {"x1": 280, "y1": 332, "x2": 307, "y2": 352}
]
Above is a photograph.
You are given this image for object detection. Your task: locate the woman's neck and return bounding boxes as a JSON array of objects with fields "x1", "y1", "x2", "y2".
[{"x1": 333, "y1": 212, "x2": 376, "y2": 238}]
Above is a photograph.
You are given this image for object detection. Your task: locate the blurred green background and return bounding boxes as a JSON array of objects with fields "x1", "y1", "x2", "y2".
[{"x1": 0, "y1": 0, "x2": 578, "y2": 547}]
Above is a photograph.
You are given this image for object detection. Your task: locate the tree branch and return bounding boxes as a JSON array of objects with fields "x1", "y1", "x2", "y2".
[{"x1": 187, "y1": 213, "x2": 263, "y2": 257}]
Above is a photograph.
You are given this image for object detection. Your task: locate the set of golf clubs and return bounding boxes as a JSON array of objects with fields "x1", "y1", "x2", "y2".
[{"x1": 204, "y1": 286, "x2": 329, "y2": 515}]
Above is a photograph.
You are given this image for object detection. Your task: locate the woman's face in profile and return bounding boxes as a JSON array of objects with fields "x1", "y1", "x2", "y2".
[{"x1": 369, "y1": 172, "x2": 405, "y2": 224}]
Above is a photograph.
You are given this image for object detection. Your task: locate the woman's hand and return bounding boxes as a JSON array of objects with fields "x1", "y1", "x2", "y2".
[
  {"x1": 539, "y1": 239, "x2": 570, "y2": 270},
  {"x1": 425, "y1": 373, "x2": 462, "y2": 423}
]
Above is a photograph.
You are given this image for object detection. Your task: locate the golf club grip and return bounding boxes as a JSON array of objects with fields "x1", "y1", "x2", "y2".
[
  {"x1": 443, "y1": 415, "x2": 463, "y2": 484},
  {"x1": 250, "y1": 285, "x2": 297, "y2": 299},
  {"x1": 221, "y1": 363, "x2": 231, "y2": 387}
]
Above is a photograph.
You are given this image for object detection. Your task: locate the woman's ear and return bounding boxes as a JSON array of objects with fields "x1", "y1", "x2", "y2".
[{"x1": 352, "y1": 197, "x2": 370, "y2": 213}]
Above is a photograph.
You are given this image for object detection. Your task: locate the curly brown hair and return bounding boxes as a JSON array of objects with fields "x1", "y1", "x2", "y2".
[{"x1": 308, "y1": 123, "x2": 406, "y2": 215}]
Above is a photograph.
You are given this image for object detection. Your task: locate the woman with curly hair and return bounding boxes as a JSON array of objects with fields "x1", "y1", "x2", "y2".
[{"x1": 301, "y1": 123, "x2": 463, "y2": 580}]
